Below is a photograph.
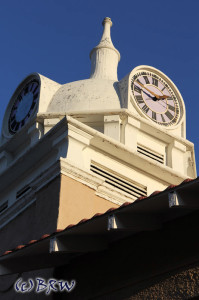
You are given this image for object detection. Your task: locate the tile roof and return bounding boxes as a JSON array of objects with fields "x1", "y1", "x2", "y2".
[{"x1": 0, "y1": 176, "x2": 197, "y2": 258}]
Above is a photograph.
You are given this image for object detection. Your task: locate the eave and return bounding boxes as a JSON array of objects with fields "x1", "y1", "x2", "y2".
[{"x1": 0, "y1": 176, "x2": 199, "y2": 276}]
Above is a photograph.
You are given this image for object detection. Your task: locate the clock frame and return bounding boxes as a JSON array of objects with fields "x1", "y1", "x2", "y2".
[
  {"x1": 8, "y1": 78, "x2": 40, "y2": 134},
  {"x1": 130, "y1": 66, "x2": 184, "y2": 127}
]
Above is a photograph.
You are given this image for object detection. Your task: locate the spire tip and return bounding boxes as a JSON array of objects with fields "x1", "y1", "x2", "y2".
[{"x1": 102, "y1": 17, "x2": 112, "y2": 27}]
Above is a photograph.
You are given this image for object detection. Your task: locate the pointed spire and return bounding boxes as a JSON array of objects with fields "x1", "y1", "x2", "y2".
[{"x1": 90, "y1": 17, "x2": 120, "y2": 81}]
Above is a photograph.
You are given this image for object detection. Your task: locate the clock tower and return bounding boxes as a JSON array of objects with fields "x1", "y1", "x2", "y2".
[{"x1": 0, "y1": 17, "x2": 196, "y2": 256}]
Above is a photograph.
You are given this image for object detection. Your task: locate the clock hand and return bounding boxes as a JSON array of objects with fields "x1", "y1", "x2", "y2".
[
  {"x1": 136, "y1": 81, "x2": 171, "y2": 100},
  {"x1": 142, "y1": 89, "x2": 158, "y2": 101},
  {"x1": 136, "y1": 81, "x2": 161, "y2": 99},
  {"x1": 157, "y1": 94, "x2": 170, "y2": 100}
]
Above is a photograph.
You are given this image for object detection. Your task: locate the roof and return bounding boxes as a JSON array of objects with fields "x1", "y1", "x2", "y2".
[
  {"x1": 47, "y1": 78, "x2": 121, "y2": 113},
  {"x1": 0, "y1": 176, "x2": 198, "y2": 276},
  {"x1": 47, "y1": 17, "x2": 121, "y2": 114}
]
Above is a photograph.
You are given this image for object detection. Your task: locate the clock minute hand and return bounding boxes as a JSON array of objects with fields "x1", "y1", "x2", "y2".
[
  {"x1": 136, "y1": 81, "x2": 170, "y2": 100},
  {"x1": 136, "y1": 81, "x2": 161, "y2": 99}
]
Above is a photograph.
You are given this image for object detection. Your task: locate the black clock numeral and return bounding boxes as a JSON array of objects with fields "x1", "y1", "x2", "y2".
[
  {"x1": 31, "y1": 102, "x2": 36, "y2": 110},
  {"x1": 17, "y1": 95, "x2": 22, "y2": 102},
  {"x1": 136, "y1": 95, "x2": 144, "y2": 104},
  {"x1": 29, "y1": 82, "x2": 36, "y2": 92},
  {"x1": 33, "y1": 93, "x2": 39, "y2": 101},
  {"x1": 142, "y1": 104, "x2": 149, "y2": 113},
  {"x1": 24, "y1": 86, "x2": 29, "y2": 94},
  {"x1": 13, "y1": 104, "x2": 19, "y2": 111},
  {"x1": 33, "y1": 87, "x2": 39, "y2": 96},
  {"x1": 32, "y1": 83, "x2": 39, "y2": 94},
  {"x1": 10, "y1": 119, "x2": 16, "y2": 126},
  {"x1": 10, "y1": 120, "x2": 18, "y2": 131},
  {"x1": 28, "y1": 83, "x2": 32, "y2": 92},
  {"x1": 152, "y1": 78, "x2": 158, "y2": 87},
  {"x1": 161, "y1": 114, "x2": 166, "y2": 123},
  {"x1": 15, "y1": 123, "x2": 20, "y2": 131},
  {"x1": 134, "y1": 85, "x2": 142, "y2": 94},
  {"x1": 168, "y1": 104, "x2": 175, "y2": 112},
  {"x1": 167, "y1": 97, "x2": 173, "y2": 101},
  {"x1": 152, "y1": 111, "x2": 157, "y2": 120},
  {"x1": 30, "y1": 82, "x2": 35, "y2": 91},
  {"x1": 29, "y1": 81, "x2": 39, "y2": 92},
  {"x1": 165, "y1": 110, "x2": 174, "y2": 120},
  {"x1": 10, "y1": 115, "x2": 15, "y2": 122},
  {"x1": 162, "y1": 86, "x2": 166, "y2": 92},
  {"x1": 143, "y1": 76, "x2": 150, "y2": 84}
]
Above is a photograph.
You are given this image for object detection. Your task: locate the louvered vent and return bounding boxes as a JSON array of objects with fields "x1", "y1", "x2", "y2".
[
  {"x1": 16, "y1": 185, "x2": 31, "y2": 199},
  {"x1": 0, "y1": 201, "x2": 8, "y2": 214},
  {"x1": 137, "y1": 144, "x2": 164, "y2": 164},
  {"x1": 90, "y1": 164, "x2": 147, "y2": 198}
]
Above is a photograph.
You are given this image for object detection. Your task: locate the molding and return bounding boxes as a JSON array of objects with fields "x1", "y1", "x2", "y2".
[
  {"x1": 66, "y1": 123, "x2": 189, "y2": 183},
  {"x1": 0, "y1": 111, "x2": 195, "y2": 230},
  {"x1": 60, "y1": 158, "x2": 135, "y2": 206},
  {"x1": 0, "y1": 157, "x2": 135, "y2": 230},
  {"x1": 60, "y1": 158, "x2": 104, "y2": 190},
  {"x1": 37, "y1": 109, "x2": 194, "y2": 147},
  {"x1": 95, "y1": 184, "x2": 134, "y2": 206}
]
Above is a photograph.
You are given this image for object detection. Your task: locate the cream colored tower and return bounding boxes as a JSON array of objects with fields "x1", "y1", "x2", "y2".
[{"x1": 0, "y1": 17, "x2": 196, "y2": 234}]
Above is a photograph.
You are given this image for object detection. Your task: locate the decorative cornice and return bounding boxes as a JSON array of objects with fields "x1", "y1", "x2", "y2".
[
  {"x1": 60, "y1": 158, "x2": 135, "y2": 206},
  {"x1": 0, "y1": 157, "x2": 135, "y2": 230}
]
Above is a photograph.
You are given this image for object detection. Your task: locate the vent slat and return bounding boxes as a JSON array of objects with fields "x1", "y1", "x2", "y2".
[
  {"x1": 16, "y1": 185, "x2": 31, "y2": 199},
  {"x1": 90, "y1": 164, "x2": 147, "y2": 198},
  {"x1": 137, "y1": 150, "x2": 163, "y2": 164},
  {"x1": 137, "y1": 145, "x2": 164, "y2": 164},
  {"x1": 105, "y1": 180, "x2": 145, "y2": 198},
  {"x1": 91, "y1": 165, "x2": 146, "y2": 193},
  {"x1": 0, "y1": 201, "x2": 8, "y2": 214}
]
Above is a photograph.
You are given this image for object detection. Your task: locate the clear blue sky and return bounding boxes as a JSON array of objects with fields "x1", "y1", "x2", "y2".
[{"x1": 0, "y1": 0, "x2": 199, "y2": 172}]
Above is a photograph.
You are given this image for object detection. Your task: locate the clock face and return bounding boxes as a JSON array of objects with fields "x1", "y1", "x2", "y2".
[
  {"x1": 131, "y1": 70, "x2": 183, "y2": 126},
  {"x1": 8, "y1": 80, "x2": 40, "y2": 134}
]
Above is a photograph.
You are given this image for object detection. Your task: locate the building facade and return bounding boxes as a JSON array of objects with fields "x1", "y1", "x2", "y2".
[{"x1": 0, "y1": 17, "x2": 198, "y2": 299}]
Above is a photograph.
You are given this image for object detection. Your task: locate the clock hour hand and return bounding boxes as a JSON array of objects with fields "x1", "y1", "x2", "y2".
[
  {"x1": 136, "y1": 81, "x2": 170, "y2": 100},
  {"x1": 157, "y1": 94, "x2": 170, "y2": 100}
]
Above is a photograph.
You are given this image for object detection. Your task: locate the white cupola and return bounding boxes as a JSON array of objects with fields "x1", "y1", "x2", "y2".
[{"x1": 46, "y1": 17, "x2": 121, "y2": 113}]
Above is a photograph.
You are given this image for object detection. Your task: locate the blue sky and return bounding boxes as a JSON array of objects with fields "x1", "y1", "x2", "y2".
[{"x1": 0, "y1": 0, "x2": 199, "y2": 171}]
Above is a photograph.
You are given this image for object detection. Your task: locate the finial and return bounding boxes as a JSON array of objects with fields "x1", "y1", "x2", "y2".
[
  {"x1": 90, "y1": 17, "x2": 120, "y2": 81},
  {"x1": 102, "y1": 17, "x2": 112, "y2": 26}
]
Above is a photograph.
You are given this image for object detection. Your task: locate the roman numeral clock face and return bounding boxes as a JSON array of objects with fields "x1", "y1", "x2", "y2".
[
  {"x1": 131, "y1": 71, "x2": 183, "y2": 126},
  {"x1": 8, "y1": 80, "x2": 40, "y2": 134}
]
